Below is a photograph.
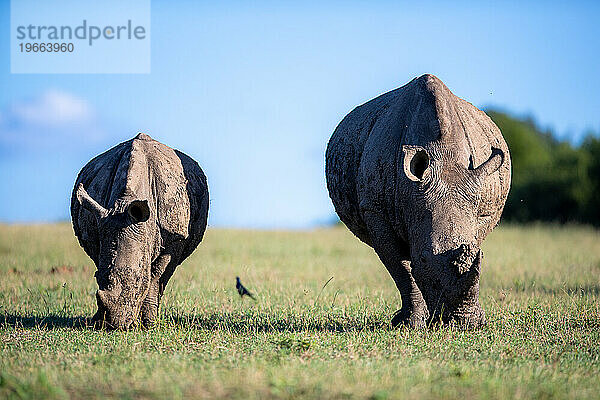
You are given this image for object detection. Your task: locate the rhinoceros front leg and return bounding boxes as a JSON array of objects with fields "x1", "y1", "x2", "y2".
[
  {"x1": 140, "y1": 253, "x2": 172, "y2": 327},
  {"x1": 363, "y1": 211, "x2": 429, "y2": 328},
  {"x1": 389, "y1": 260, "x2": 430, "y2": 328}
]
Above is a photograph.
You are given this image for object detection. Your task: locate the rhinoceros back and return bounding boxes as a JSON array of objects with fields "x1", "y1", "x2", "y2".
[
  {"x1": 325, "y1": 89, "x2": 405, "y2": 246},
  {"x1": 71, "y1": 134, "x2": 209, "y2": 267},
  {"x1": 326, "y1": 75, "x2": 511, "y2": 249},
  {"x1": 71, "y1": 141, "x2": 132, "y2": 264},
  {"x1": 173, "y1": 149, "x2": 209, "y2": 262}
]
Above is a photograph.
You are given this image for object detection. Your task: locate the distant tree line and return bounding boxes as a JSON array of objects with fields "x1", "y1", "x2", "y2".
[{"x1": 487, "y1": 110, "x2": 600, "y2": 226}]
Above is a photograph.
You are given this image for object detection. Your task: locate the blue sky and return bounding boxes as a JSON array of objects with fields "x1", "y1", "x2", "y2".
[{"x1": 0, "y1": 1, "x2": 599, "y2": 228}]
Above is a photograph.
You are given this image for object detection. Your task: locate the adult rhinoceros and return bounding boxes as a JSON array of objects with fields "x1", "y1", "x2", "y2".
[
  {"x1": 326, "y1": 74, "x2": 511, "y2": 329},
  {"x1": 71, "y1": 133, "x2": 209, "y2": 330}
]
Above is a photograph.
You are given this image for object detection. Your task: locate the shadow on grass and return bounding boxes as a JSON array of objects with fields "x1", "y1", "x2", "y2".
[
  {"x1": 3, "y1": 310, "x2": 599, "y2": 333},
  {"x1": 160, "y1": 313, "x2": 391, "y2": 333},
  {"x1": 0, "y1": 314, "x2": 92, "y2": 330},
  {"x1": 0, "y1": 312, "x2": 391, "y2": 333}
]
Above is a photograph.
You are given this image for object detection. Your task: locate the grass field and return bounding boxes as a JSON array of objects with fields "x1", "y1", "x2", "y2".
[{"x1": 0, "y1": 223, "x2": 599, "y2": 399}]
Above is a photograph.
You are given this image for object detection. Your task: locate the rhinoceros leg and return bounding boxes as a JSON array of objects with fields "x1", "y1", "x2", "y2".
[
  {"x1": 140, "y1": 246, "x2": 184, "y2": 327},
  {"x1": 389, "y1": 260, "x2": 430, "y2": 328},
  {"x1": 363, "y1": 211, "x2": 429, "y2": 328},
  {"x1": 140, "y1": 253, "x2": 172, "y2": 327}
]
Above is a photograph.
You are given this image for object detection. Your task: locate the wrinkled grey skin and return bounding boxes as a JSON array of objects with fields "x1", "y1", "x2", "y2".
[
  {"x1": 71, "y1": 133, "x2": 209, "y2": 330},
  {"x1": 326, "y1": 74, "x2": 511, "y2": 329}
]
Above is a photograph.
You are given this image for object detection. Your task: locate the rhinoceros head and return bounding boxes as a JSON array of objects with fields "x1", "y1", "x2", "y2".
[
  {"x1": 399, "y1": 75, "x2": 509, "y2": 327},
  {"x1": 76, "y1": 183, "x2": 155, "y2": 330}
]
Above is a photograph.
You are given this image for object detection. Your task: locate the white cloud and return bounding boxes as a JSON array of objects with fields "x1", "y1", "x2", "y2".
[
  {"x1": 0, "y1": 90, "x2": 113, "y2": 153},
  {"x1": 9, "y1": 90, "x2": 94, "y2": 127}
]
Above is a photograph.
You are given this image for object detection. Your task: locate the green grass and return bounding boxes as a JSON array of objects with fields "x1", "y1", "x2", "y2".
[{"x1": 1, "y1": 223, "x2": 599, "y2": 399}]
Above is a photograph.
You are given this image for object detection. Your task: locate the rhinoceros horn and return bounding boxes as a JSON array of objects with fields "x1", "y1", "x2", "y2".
[{"x1": 459, "y1": 249, "x2": 483, "y2": 291}]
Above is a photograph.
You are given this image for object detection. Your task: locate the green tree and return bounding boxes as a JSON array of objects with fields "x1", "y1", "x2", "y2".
[{"x1": 486, "y1": 110, "x2": 598, "y2": 225}]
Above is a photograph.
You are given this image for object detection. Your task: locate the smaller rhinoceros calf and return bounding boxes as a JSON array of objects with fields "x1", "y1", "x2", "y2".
[{"x1": 71, "y1": 133, "x2": 209, "y2": 330}]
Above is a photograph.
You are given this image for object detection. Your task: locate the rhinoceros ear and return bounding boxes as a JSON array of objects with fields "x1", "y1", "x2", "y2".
[
  {"x1": 76, "y1": 183, "x2": 108, "y2": 219},
  {"x1": 471, "y1": 147, "x2": 504, "y2": 180},
  {"x1": 127, "y1": 200, "x2": 150, "y2": 223},
  {"x1": 402, "y1": 145, "x2": 430, "y2": 182}
]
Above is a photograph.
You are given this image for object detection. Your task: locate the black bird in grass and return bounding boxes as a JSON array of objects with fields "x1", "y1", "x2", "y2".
[{"x1": 236, "y1": 276, "x2": 256, "y2": 300}]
